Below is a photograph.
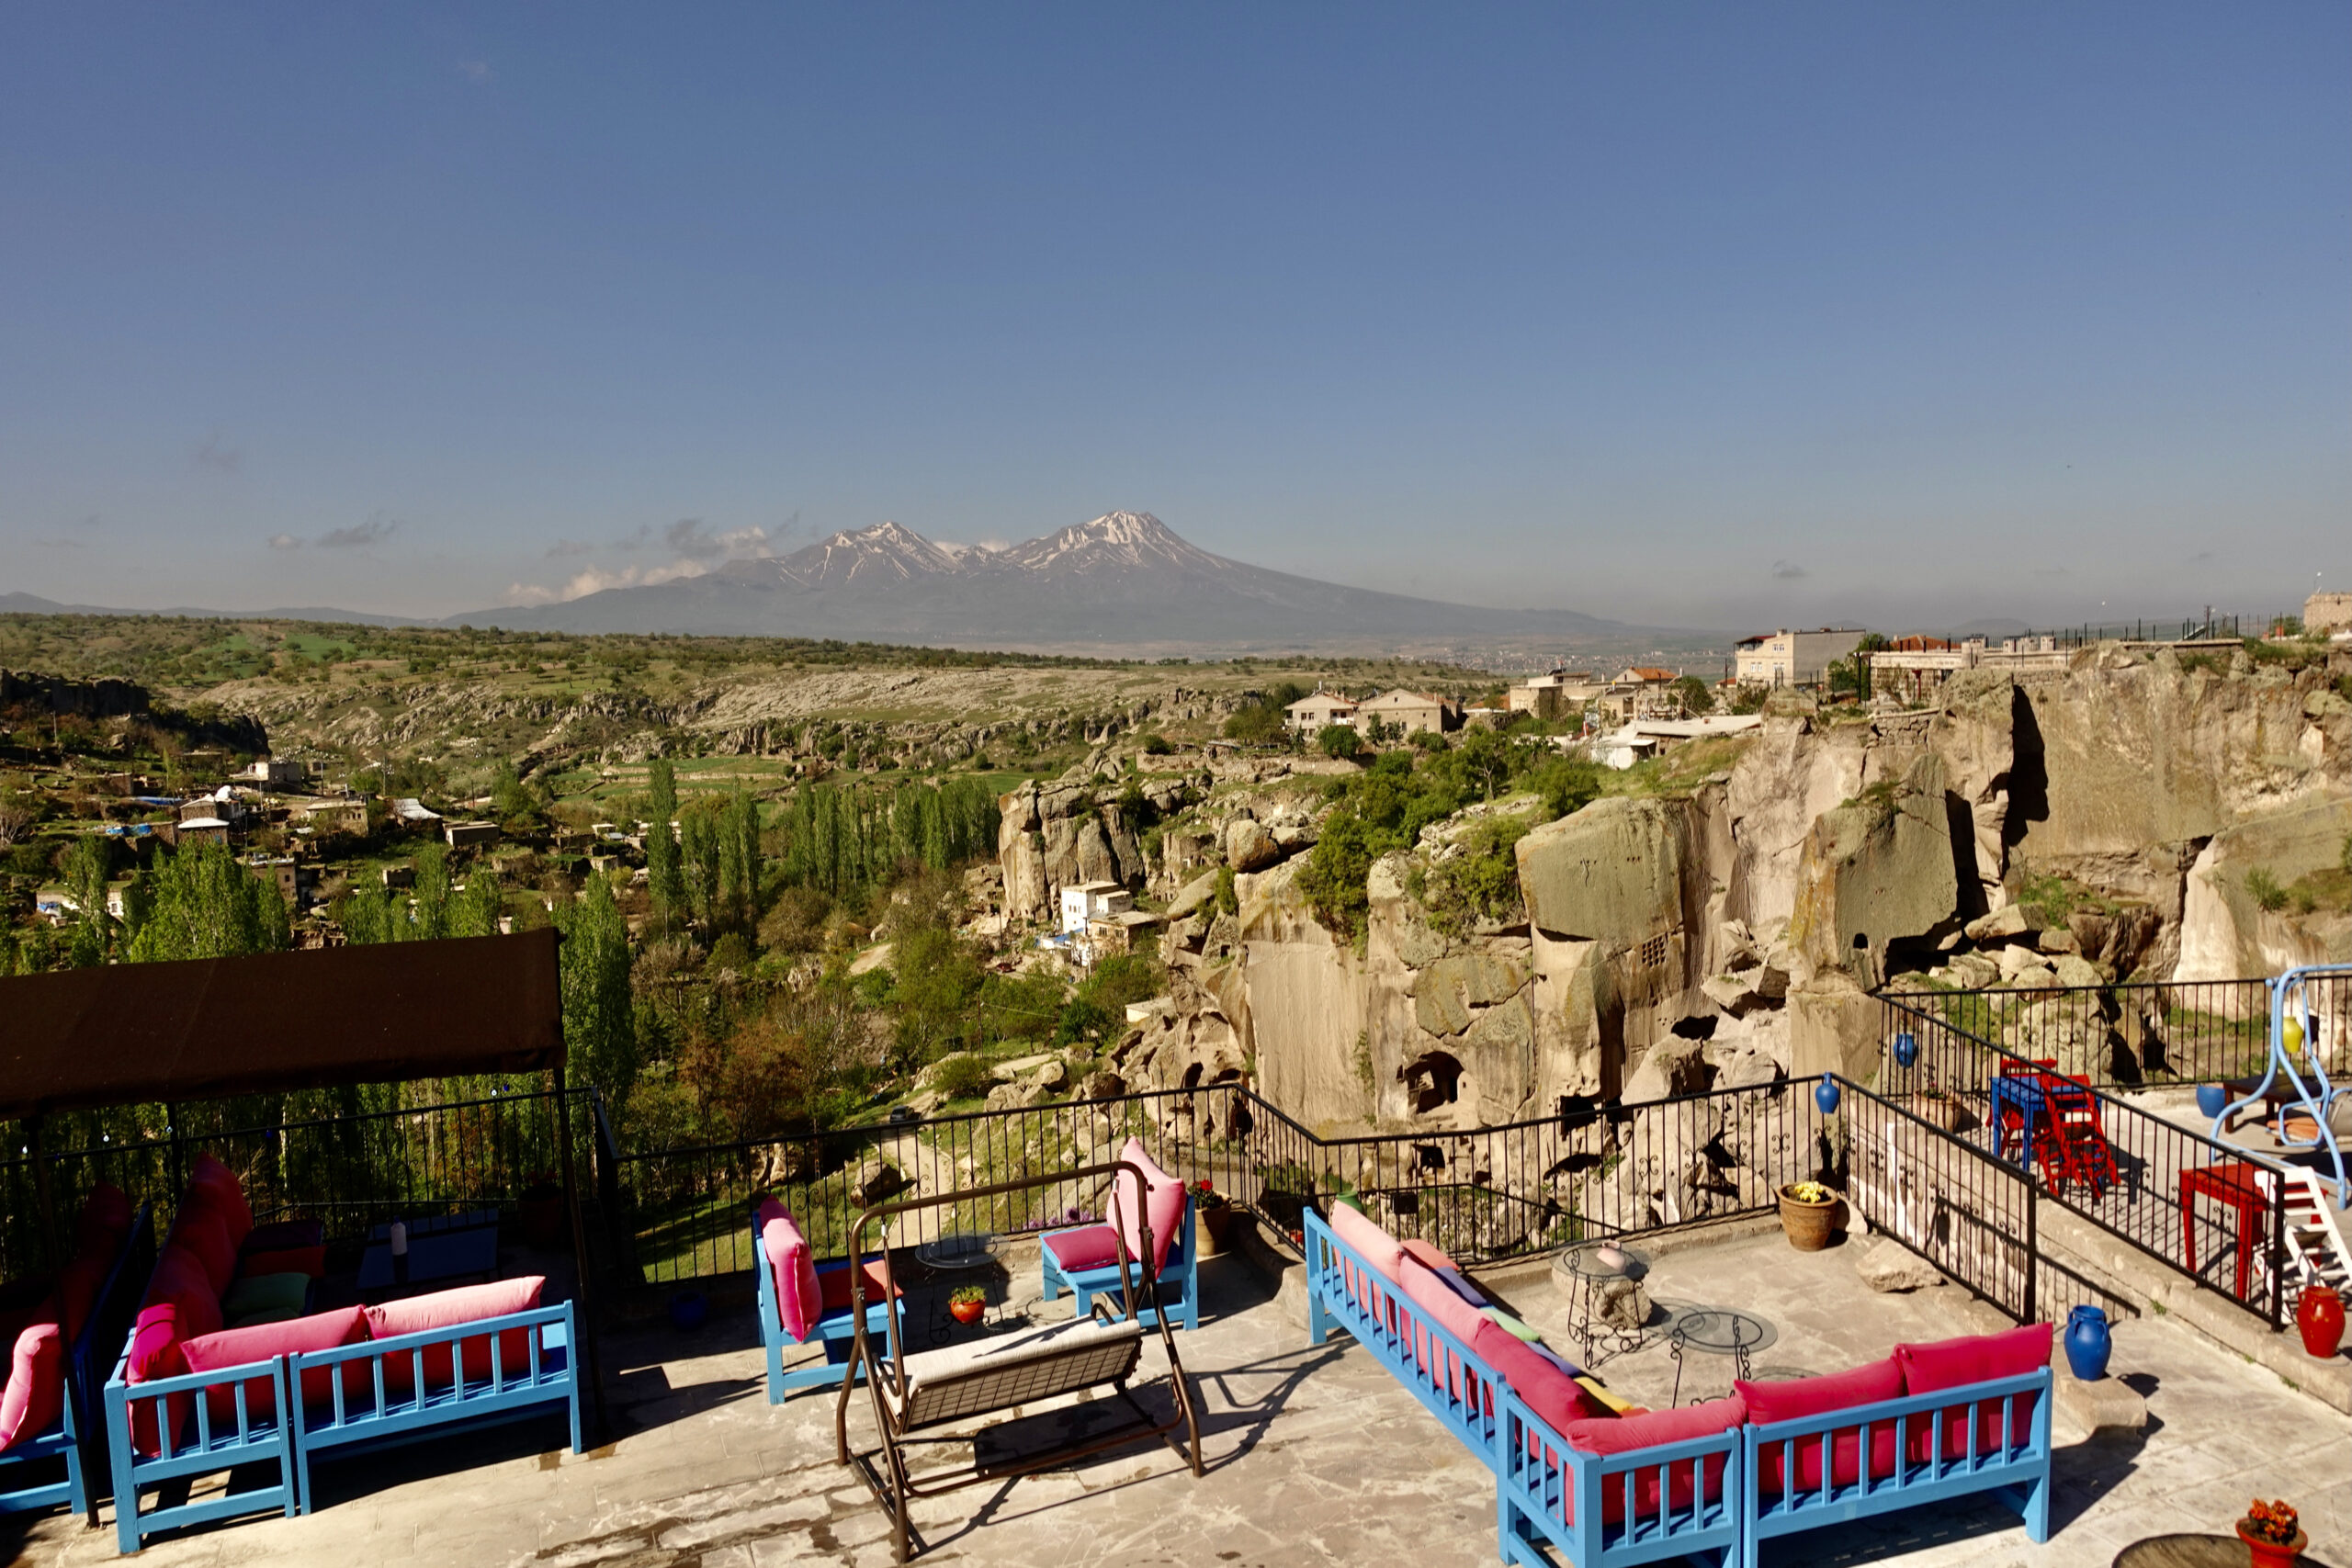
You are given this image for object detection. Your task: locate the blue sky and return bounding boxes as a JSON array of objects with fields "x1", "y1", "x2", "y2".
[{"x1": 1, "y1": 4, "x2": 2344, "y2": 632}]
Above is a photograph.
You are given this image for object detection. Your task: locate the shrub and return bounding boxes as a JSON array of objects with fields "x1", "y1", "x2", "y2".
[
  {"x1": 1317, "y1": 724, "x2": 1363, "y2": 760},
  {"x1": 1419, "y1": 815, "x2": 1532, "y2": 936},
  {"x1": 932, "y1": 1053, "x2": 997, "y2": 1102},
  {"x1": 2245, "y1": 866, "x2": 2287, "y2": 913},
  {"x1": 1214, "y1": 864, "x2": 1238, "y2": 917},
  {"x1": 1139, "y1": 733, "x2": 1174, "y2": 755}
]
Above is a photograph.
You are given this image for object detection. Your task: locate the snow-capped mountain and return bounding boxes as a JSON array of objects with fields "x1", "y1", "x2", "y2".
[{"x1": 452, "y1": 512, "x2": 1640, "y2": 654}]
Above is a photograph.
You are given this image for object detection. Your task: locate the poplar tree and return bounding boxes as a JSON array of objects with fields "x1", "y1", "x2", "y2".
[
  {"x1": 126, "y1": 840, "x2": 292, "y2": 962},
  {"x1": 646, "y1": 760, "x2": 685, "y2": 932}
]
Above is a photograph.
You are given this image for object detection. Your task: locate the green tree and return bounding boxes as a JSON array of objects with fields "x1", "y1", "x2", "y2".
[
  {"x1": 1671, "y1": 675, "x2": 1714, "y2": 716},
  {"x1": 1317, "y1": 724, "x2": 1363, "y2": 760},
  {"x1": 62, "y1": 833, "x2": 114, "y2": 963},
  {"x1": 558, "y1": 874, "x2": 638, "y2": 1112},
  {"x1": 646, "y1": 760, "x2": 685, "y2": 931},
  {"x1": 125, "y1": 840, "x2": 292, "y2": 962},
  {"x1": 450, "y1": 864, "x2": 504, "y2": 937},
  {"x1": 409, "y1": 841, "x2": 454, "y2": 941}
]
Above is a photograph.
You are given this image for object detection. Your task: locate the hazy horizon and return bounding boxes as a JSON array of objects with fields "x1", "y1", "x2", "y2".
[{"x1": 3, "y1": 5, "x2": 2345, "y2": 636}]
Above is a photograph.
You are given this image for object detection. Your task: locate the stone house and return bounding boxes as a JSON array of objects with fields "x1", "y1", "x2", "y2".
[
  {"x1": 1734, "y1": 628, "x2": 1866, "y2": 688},
  {"x1": 1284, "y1": 691, "x2": 1359, "y2": 736},
  {"x1": 1354, "y1": 688, "x2": 1453, "y2": 736}
]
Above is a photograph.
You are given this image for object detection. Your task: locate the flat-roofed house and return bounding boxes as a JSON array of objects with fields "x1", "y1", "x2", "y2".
[{"x1": 1734, "y1": 628, "x2": 1867, "y2": 689}]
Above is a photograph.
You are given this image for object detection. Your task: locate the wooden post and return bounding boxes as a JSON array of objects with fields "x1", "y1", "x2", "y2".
[{"x1": 552, "y1": 1066, "x2": 608, "y2": 1437}]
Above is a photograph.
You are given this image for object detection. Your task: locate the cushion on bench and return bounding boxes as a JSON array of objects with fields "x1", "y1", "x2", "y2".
[
  {"x1": 1894, "y1": 1323, "x2": 2050, "y2": 1461},
  {"x1": 364, "y1": 1276, "x2": 547, "y2": 1393},
  {"x1": 1474, "y1": 1315, "x2": 1614, "y2": 1463},
  {"x1": 220, "y1": 1271, "x2": 311, "y2": 1329},
  {"x1": 180, "y1": 1306, "x2": 371, "y2": 1426},
  {"x1": 891, "y1": 1315, "x2": 1144, "y2": 1427},
  {"x1": 1109, "y1": 1138, "x2": 1186, "y2": 1274},
  {"x1": 187, "y1": 1155, "x2": 254, "y2": 1248},
  {"x1": 1399, "y1": 1238, "x2": 1459, "y2": 1272},
  {"x1": 1736, "y1": 1357, "x2": 1904, "y2": 1495},
  {"x1": 1043, "y1": 1224, "x2": 1125, "y2": 1273},
  {"x1": 816, "y1": 1256, "x2": 899, "y2": 1314},
  {"x1": 758, "y1": 1200, "x2": 824, "y2": 1342},
  {"x1": 1563, "y1": 1395, "x2": 1747, "y2": 1525},
  {"x1": 1325, "y1": 1202, "x2": 1405, "y2": 1321},
  {"x1": 173, "y1": 1203, "x2": 239, "y2": 1297},
  {"x1": 124, "y1": 1303, "x2": 195, "y2": 1456},
  {"x1": 0, "y1": 1314, "x2": 63, "y2": 1452},
  {"x1": 143, "y1": 1246, "x2": 222, "y2": 1341},
  {"x1": 57, "y1": 1252, "x2": 108, "y2": 1342},
  {"x1": 1397, "y1": 1256, "x2": 1490, "y2": 1408}
]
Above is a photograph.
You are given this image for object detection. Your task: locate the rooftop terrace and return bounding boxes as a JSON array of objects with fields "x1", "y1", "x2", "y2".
[{"x1": 7, "y1": 1221, "x2": 2341, "y2": 1568}]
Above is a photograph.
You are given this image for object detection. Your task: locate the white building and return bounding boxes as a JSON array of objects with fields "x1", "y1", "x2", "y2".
[
  {"x1": 1284, "y1": 691, "x2": 1359, "y2": 736},
  {"x1": 1059, "y1": 880, "x2": 1131, "y2": 935},
  {"x1": 1734, "y1": 628, "x2": 1867, "y2": 688}
]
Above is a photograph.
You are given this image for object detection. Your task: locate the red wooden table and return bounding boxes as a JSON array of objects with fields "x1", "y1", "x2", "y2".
[{"x1": 2178, "y1": 1162, "x2": 2267, "y2": 1301}]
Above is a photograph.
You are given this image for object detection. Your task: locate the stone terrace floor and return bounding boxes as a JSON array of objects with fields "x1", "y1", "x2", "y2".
[{"x1": 6, "y1": 1229, "x2": 2346, "y2": 1568}]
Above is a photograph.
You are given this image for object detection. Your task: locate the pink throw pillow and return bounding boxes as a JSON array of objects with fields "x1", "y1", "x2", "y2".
[
  {"x1": 187, "y1": 1155, "x2": 254, "y2": 1248},
  {"x1": 124, "y1": 1303, "x2": 192, "y2": 1458},
  {"x1": 143, "y1": 1246, "x2": 222, "y2": 1342},
  {"x1": 0, "y1": 1315, "x2": 63, "y2": 1452},
  {"x1": 1562, "y1": 1396, "x2": 1747, "y2": 1525},
  {"x1": 1044, "y1": 1224, "x2": 1125, "y2": 1273},
  {"x1": 1472, "y1": 1317, "x2": 1613, "y2": 1446},
  {"x1": 1894, "y1": 1323, "x2": 2051, "y2": 1460},
  {"x1": 1736, "y1": 1358, "x2": 1905, "y2": 1495},
  {"x1": 1109, "y1": 1138, "x2": 1186, "y2": 1274},
  {"x1": 173, "y1": 1203, "x2": 239, "y2": 1297},
  {"x1": 367, "y1": 1277, "x2": 547, "y2": 1391},
  {"x1": 1396, "y1": 1257, "x2": 1489, "y2": 1408},
  {"x1": 758, "y1": 1201, "x2": 823, "y2": 1341},
  {"x1": 76, "y1": 1182, "x2": 134, "y2": 1253},
  {"x1": 1323, "y1": 1201, "x2": 1407, "y2": 1322},
  {"x1": 1398, "y1": 1237, "x2": 1459, "y2": 1271},
  {"x1": 181, "y1": 1305, "x2": 371, "y2": 1425}
]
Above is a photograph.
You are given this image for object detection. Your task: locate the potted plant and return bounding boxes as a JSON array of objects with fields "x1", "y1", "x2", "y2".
[
  {"x1": 1777, "y1": 1180, "x2": 1839, "y2": 1252},
  {"x1": 518, "y1": 1172, "x2": 567, "y2": 1249},
  {"x1": 1193, "y1": 1179, "x2": 1235, "y2": 1255},
  {"x1": 949, "y1": 1285, "x2": 988, "y2": 1326},
  {"x1": 2237, "y1": 1498, "x2": 2305, "y2": 1568}
]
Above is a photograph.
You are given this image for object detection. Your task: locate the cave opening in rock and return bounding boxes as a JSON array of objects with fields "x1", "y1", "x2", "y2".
[{"x1": 1401, "y1": 1051, "x2": 1464, "y2": 1115}]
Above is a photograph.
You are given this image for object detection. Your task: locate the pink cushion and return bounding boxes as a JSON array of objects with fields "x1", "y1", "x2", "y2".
[
  {"x1": 77, "y1": 1182, "x2": 134, "y2": 1253},
  {"x1": 1473, "y1": 1316, "x2": 1614, "y2": 1447},
  {"x1": 1736, "y1": 1358, "x2": 1905, "y2": 1495},
  {"x1": 124, "y1": 1303, "x2": 192, "y2": 1457},
  {"x1": 757, "y1": 1200, "x2": 823, "y2": 1341},
  {"x1": 1396, "y1": 1257, "x2": 1491, "y2": 1407},
  {"x1": 188, "y1": 1155, "x2": 254, "y2": 1248},
  {"x1": 57, "y1": 1254, "x2": 107, "y2": 1342},
  {"x1": 816, "y1": 1257, "x2": 899, "y2": 1314},
  {"x1": 1324, "y1": 1201, "x2": 1407, "y2": 1323},
  {"x1": 1894, "y1": 1323, "x2": 2051, "y2": 1460},
  {"x1": 1562, "y1": 1396, "x2": 1747, "y2": 1525},
  {"x1": 366, "y1": 1277, "x2": 546, "y2": 1391},
  {"x1": 0, "y1": 1315, "x2": 63, "y2": 1452},
  {"x1": 1110, "y1": 1138, "x2": 1186, "y2": 1275},
  {"x1": 181, "y1": 1306, "x2": 371, "y2": 1425},
  {"x1": 1044, "y1": 1224, "x2": 1125, "y2": 1272},
  {"x1": 173, "y1": 1202, "x2": 239, "y2": 1297},
  {"x1": 143, "y1": 1246, "x2": 222, "y2": 1342},
  {"x1": 1399, "y1": 1237, "x2": 1459, "y2": 1271}
]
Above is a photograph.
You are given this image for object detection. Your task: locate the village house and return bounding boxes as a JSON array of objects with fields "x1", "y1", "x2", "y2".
[
  {"x1": 1505, "y1": 669, "x2": 1604, "y2": 720},
  {"x1": 1283, "y1": 690, "x2": 1358, "y2": 736},
  {"x1": 1353, "y1": 687, "x2": 1453, "y2": 736},
  {"x1": 1733, "y1": 626, "x2": 1867, "y2": 688},
  {"x1": 236, "y1": 757, "x2": 311, "y2": 792},
  {"x1": 295, "y1": 795, "x2": 372, "y2": 836},
  {"x1": 445, "y1": 819, "x2": 501, "y2": 850}
]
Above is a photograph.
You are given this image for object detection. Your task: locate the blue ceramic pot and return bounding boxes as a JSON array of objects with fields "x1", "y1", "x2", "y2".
[
  {"x1": 2064, "y1": 1305, "x2": 2111, "y2": 1381},
  {"x1": 1815, "y1": 1075, "x2": 1841, "y2": 1115},
  {"x1": 1892, "y1": 1032, "x2": 1919, "y2": 1069},
  {"x1": 2195, "y1": 1083, "x2": 2229, "y2": 1119}
]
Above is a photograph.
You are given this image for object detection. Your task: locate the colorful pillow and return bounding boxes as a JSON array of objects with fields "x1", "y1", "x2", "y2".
[
  {"x1": 1574, "y1": 1375, "x2": 1635, "y2": 1415},
  {"x1": 1398, "y1": 1237, "x2": 1460, "y2": 1271},
  {"x1": 180, "y1": 1305, "x2": 372, "y2": 1425},
  {"x1": 1396, "y1": 1256, "x2": 1490, "y2": 1409},
  {"x1": 142, "y1": 1246, "x2": 222, "y2": 1342},
  {"x1": 220, "y1": 1272, "x2": 311, "y2": 1330},
  {"x1": 365, "y1": 1276, "x2": 547, "y2": 1392},
  {"x1": 1481, "y1": 1304, "x2": 1545, "y2": 1343},
  {"x1": 1736, "y1": 1358, "x2": 1905, "y2": 1495},
  {"x1": 187, "y1": 1155, "x2": 254, "y2": 1248},
  {"x1": 758, "y1": 1200, "x2": 823, "y2": 1341},
  {"x1": 1419, "y1": 1264, "x2": 1487, "y2": 1309},
  {"x1": 1109, "y1": 1138, "x2": 1187, "y2": 1275},
  {"x1": 1562, "y1": 1396, "x2": 1747, "y2": 1525},
  {"x1": 172, "y1": 1202, "x2": 239, "y2": 1297},
  {"x1": 1894, "y1": 1323, "x2": 2051, "y2": 1461},
  {"x1": 1471, "y1": 1316, "x2": 1615, "y2": 1450},
  {"x1": 56, "y1": 1253, "x2": 109, "y2": 1342},
  {"x1": 1323, "y1": 1201, "x2": 1406, "y2": 1322},
  {"x1": 0, "y1": 1314, "x2": 63, "y2": 1452}
]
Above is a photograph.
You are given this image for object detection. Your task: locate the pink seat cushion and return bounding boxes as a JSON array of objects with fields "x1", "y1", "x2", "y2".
[
  {"x1": 173, "y1": 1202, "x2": 239, "y2": 1297},
  {"x1": 1396, "y1": 1257, "x2": 1491, "y2": 1409},
  {"x1": 1109, "y1": 1138, "x2": 1186, "y2": 1275},
  {"x1": 1894, "y1": 1323, "x2": 2051, "y2": 1461},
  {"x1": 366, "y1": 1277, "x2": 548, "y2": 1393},
  {"x1": 143, "y1": 1246, "x2": 223, "y2": 1342},
  {"x1": 0, "y1": 1314, "x2": 63, "y2": 1452},
  {"x1": 1736, "y1": 1358, "x2": 1905, "y2": 1495},
  {"x1": 124, "y1": 1303, "x2": 193, "y2": 1457},
  {"x1": 757, "y1": 1200, "x2": 823, "y2": 1342},
  {"x1": 1563, "y1": 1396, "x2": 1747, "y2": 1525},
  {"x1": 187, "y1": 1154, "x2": 254, "y2": 1249},
  {"x1": 1472, "y1": 1316, "x2": 1614, "y2": 1455},
  {"x1": 180, "y1": 1306, "x2": 371, "y2": 1426},
  {"x1": 1044, "y1": 1224, "x2": 1125, "y2": 1273},
  {"x1": 1324, "y1": 1201, "x2": 1407, "y2": 1323},
  {"x1": 1399, "y1": 1238, "x2": 1459, "y2": 1271}
]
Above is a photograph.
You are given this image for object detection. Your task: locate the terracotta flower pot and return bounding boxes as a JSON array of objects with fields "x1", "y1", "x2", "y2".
[
  {"x1": 2236, "y1": 1521, "x2": 2308, "y2": 1568},
  {"x1": 2297, "y1": 1284, "x2": 2345, "y2": 1359},
  {"x1": 1777, "y1": 1186, "x2": 1838, "y2": 1252},
  {"x1": 1200, "y1": 1203, "x2": 1235, "y2": 1257},
  {"x1": 950, "y1": 1298, "x2": 986, "y2": 1326}
]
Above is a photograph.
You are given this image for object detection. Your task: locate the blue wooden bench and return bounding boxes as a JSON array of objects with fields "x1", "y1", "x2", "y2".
[
  {"x1": 751, "y1": 1210, "x2": 902, "y2": 1404},
  {"x1": 105, "y1": 1301, "x2": 582, "y2": 1552},
  {"x1": 0, "y1": 1201, "x2": 153, "y2": 1524}
]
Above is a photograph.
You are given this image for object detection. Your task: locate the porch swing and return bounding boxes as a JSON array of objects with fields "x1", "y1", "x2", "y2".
[{"x1": 831, "y1": 1159, "x2": 1205, "y2": 1562}]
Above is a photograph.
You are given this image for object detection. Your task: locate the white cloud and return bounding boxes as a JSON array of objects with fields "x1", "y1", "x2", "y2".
[
  {"x1": 318, "y1": 513, "x2": 400, "y2": 549},
  {"x1": 457, "y1": 58, "x2": 492, "y2": 84},
  {"x1": 502, "y1": 558, "x2": 711, "y2": 605},
  {"x1": 267, "y1": 533, "x2": 302, "y2": 550}
]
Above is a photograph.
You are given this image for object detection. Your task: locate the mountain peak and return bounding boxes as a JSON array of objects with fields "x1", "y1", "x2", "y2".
[
  {"x1": 1001, "y1": 510, "x2": 1229, "y2": 577},
  {"x1": 775, "y1": 519, "x2": 961, "y2": 588}
]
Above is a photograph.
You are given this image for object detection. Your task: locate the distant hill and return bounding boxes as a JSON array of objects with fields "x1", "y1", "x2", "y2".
[
  {"x1": 447, "y1": 511, "x2": 1677, "y2": 655},
  {"x1": 0, "y1": 592, "x2": 423, "y2": 626}
]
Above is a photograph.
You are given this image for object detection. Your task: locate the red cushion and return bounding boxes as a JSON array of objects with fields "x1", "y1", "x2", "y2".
[
  {"x1": 816, "y1": 1257, "x2": 899, "y2": 1314},
  {"x1": 173, "y1": 1202, "x2": 239, "y2": 1297},
  {"x1": 237, "y1": 1244, "x2": 326, "y2": 1281},
  {"x1": 1396, "y1": 1257, "x2": 1489, "y2": 1409},
  {"x1": 188, "y1": 1155, "x2": 254, "y2": 1248},
  {"x1": 1324, "y1": 1202, "x2": 1406, "y2": 1323},
  {"x1": 1474, "y1": 1317, "x2": 1613, "y2": 1451},
  {"x1": 364, "y1": 1277, "x2": 546, "y2": 1393},
  {"x1": 1736, "y1": 1359, "x2": 1905, "y2": 1495},
  {"x1": 1563, "y1": 1396, "x2": 1747, "y2": 1525},
  {"x1": 0, "y1": 1314, "x2": 63, "y2": 1453},
  {"x1": 180, "y1": 1306, "x2": 372, "y2": 1426},
  {"x1": 57, "y1": 1254, "x2": 108, "y2": 1342},
  {"x1": 1398, "y1": 1237, "x2": 1459, "y2": 1271},
  {"x1": 1894, "y1": 1323, "x2": 2050, "y2": 1461},
  {"x1": 1043, "y1": 1224, "x2": 1124, "y2": 1272},
  {"x1": 1110, "y1": 1137, "x2": 1186, "y2": 1275},
  {"x1": 757, "y1": 1201, "x2": 823, "y2": 1341},
  {"x1": 123, "y1": 1303, "x2": 192, "y2": 1458},
  {"x1": 143, "y1": 1246, "x2": 222, "y2": 1342},
  {"x1": 76, "y1": 1182, "x2": 134, "y2": 1253}
]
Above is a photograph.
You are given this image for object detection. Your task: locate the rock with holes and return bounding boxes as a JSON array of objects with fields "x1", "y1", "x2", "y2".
[{"x1": 1854, "y1": 1238, "x2": 1948, "y2": 1292}]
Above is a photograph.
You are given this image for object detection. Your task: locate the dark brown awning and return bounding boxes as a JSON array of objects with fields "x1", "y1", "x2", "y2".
[{"x1": 0, "y1": 929, "x2": 564, "y2": 1120}]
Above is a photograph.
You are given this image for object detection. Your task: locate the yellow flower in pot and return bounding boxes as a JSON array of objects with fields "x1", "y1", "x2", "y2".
[{"x1": 1777, "y1": 1180, "x2": 1839, "y2": 1252}]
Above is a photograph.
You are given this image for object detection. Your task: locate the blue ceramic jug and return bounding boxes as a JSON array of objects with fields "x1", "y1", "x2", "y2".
[
  {"x1": 2195, "y1": 1083, "x2": 2228, "y2": 1119},
  {"x1": 1815, "y1": 1074, "x2": 1841, "y2": 1115},
  {"x1": 2064, "y1": 1304, "x2": 2110, "y2": 1381}
]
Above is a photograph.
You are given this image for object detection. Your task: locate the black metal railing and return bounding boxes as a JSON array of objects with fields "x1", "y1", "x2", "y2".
[
  {"x1": 1885, "y1": 975, "x2": 2352, "y2": 1089},
  {"x1": 1875, "y1": 995, "x2": 2291, "y2": 1329}
]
